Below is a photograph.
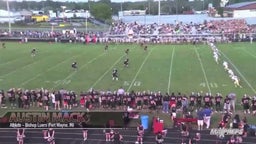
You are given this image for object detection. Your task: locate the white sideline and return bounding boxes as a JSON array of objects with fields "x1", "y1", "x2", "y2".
[
  {"x1": 219, "y1": 50, "x2": 256, "y2": 93},
  {"x1": 194, "y1": 47, "x2": 211, "y2": 93},
  {"x1": 127, "y1": 47, "x2": 154, "y2": 91},
  {"x1": 167, "y1": 47, "x2": 175, "y2": 93}
]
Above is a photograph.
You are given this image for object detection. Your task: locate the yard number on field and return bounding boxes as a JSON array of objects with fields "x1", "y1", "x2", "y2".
[
  {"x1": 200, "y1": 82, "x2": 218, "y2": 88},
  {"x1": 123, "y1": 81, "x2": 141, "y2": 87},
  {"x1": 54, "y1": 80, "x2": 71, "y2": 85}
]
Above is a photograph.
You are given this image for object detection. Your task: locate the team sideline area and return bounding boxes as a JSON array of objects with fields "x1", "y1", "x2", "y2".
[{"x1": 0, "y1": 128, "x2": 256, "y2": 144}]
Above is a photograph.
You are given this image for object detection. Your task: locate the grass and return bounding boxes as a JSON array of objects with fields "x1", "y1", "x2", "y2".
[{"x1": 0, "y1": 42, "x2": 256, "y2": 127}]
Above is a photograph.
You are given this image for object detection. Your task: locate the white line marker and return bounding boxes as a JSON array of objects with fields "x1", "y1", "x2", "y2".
[
  {"x1": 20, "y1": 53, "x2": 85, "y2": 86},
  {"x1": 53, "y1": 52, "x2": 106, "y2": 88},
  {"x1": 127, "y1": 47, "x2": 154, "y2": 91},
  {"x1": 90, "y1": 55, "x2": 125, "y2": 88},
  {"x1": 219, "y1": 50, "x2": 256, "y2": 93},
  {"x1": 243, "y1": 48, "x2": 256, "y2": 58},
  {"x1": 167, "y1": 47, "x2": 175, "y2": 93},
  {"x1": 194, "y1": 47, "x2": 211, "y2": 93}
]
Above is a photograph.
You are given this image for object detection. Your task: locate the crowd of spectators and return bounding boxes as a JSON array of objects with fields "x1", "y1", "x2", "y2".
[
  {"x1": 1, "y1": 88, "x2": 256, "y2": 144},
  {"x1": 110, "y1": 19, "x2": 256, "y2": 36},
  {"x1": 1, "y1": 88, "x2": 256, "y2": 115},
  {"x1": 0, "y1": 19, "x2": 255, "y2": 45}
]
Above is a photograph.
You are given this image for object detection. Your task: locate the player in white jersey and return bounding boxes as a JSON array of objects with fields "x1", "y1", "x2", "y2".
[
  {"x1": 223, "y1": 61, "x2": 228, "y2": 70},
  {"x1": 228, "y1": 69, "x2": 234, "y2": 76},
  {"x1": 232, "y1": 75, "x2": 242, "y2": 88},
  {"x1": 214, "y1": 53, "x2": 219, "y2": 64}
]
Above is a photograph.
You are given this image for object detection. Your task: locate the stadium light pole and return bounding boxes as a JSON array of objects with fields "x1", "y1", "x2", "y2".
[
  {"x1": 144, "y1": 7, "x2": 148, "y2": 25},
  {"x1": 158, "y1": 0, "x2": 160, "y2": 24},
  {"x1": 6, "y1": 0, "x2": 11, "y2": 34},
  {"x1": 85, "y1": 11, "x2": 88, "y2": 34}
]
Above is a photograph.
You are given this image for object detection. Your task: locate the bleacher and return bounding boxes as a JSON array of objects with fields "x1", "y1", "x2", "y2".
[{"x1": 0, "y1": 128, "x2": 255, "y2": 144}]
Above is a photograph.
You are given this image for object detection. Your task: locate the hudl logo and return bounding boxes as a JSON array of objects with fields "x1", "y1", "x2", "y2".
[{"x1": 210, "y1": 128, "x2": 243, "y2": 137}]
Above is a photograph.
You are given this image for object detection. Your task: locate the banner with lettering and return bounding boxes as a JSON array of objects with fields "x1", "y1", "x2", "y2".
[{"x1": 0, "y1": 111, "x2": 138, "y2": 128}]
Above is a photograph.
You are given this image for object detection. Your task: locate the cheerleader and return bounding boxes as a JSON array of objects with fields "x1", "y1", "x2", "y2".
[
  {"x1": 17, "y1": 129, "x2": 25, "y2": 144},
  {"x1": 81, "y1": 122, "x2": 88, "y2": 141},
  {"x1": 47, "y1": 128, "x2": 55, "y2": 144}
]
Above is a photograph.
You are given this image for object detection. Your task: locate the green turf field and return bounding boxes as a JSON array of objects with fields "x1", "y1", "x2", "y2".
[{"x1": 0, "y1": 42, "x2": 256, "y2": 97}]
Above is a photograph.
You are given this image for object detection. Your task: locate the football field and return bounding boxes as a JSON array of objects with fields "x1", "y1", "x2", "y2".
[{"x1": 0, "y1": 42, "x2": 256, "y2": 98}]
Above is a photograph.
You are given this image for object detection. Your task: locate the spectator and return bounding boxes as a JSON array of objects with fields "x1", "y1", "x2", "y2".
[
  {"x1": 197, "y1": 108, "x2": 204, "y2": 131},
  {"x1": 219, "y1": 113, "x2": 231, "y2": 128},
  {"x1": 155, "y1": 132, "x2": 164, "y2": 144},
  {"x1": 223, "y1": 96, "x2": 231, "y2": 113},
  {"x1": 241, "y1": 117, "x2": 249, "y2": 137},
  {"x1": 192, "y1": 133, "x2": 201, "y2": 144},
  {"x1": 228, "y1": 93, "x2": 236, "y2": 112},
  {"x1": 112, "y1": 131, "x2": 123, "y2": 144},
  {"x1": 171, "y1": 106, "x2": 177, "y2": 121},
  {"x1": 180, "y1": 122, "x2": 189, "y2": 144},
  {"x1": 203, "y1": 106, "x2": 212, "y2": 129},
  {"x1": 231, "y1": 114, "x2": 240, "y2": 129},
  {"x1": 162, "y1": 93, "x2": 169, "y2": 113},
  {"x1": 226, "y1": 135, "x2": 236, "y2": 144}
]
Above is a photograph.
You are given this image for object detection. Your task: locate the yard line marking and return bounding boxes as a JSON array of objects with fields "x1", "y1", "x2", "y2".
[
  {"x1": 0, "y1": 58, "x2": 24, "y2": 67},
  {"x1": 167, "y1": 47, "x2": 175, "y2": 94},
  {"x1": 0, "y1": 45, "x2": 66, "y2": 78},
  {"x1": 194, "y1": 47, "x2": 211, "y2": 93},
  {"x1": 243, "y1": 48, "x2": 256, "y2": 59},
  {"x1": 20, "y1": 52, "x2": 87, "y2": 86},
  {"x1": 219, "y1": 50, "x2": 256, "y2": 93},
  {"x1": 53, "y1": 52, "x2": 107, "y2": 88},
  {"x1": 127, "y1": 47, "x2": 154, "y2": 92},
  {"x1": 53, "y1": 45, "x2": 119, "y2": 88},
  {"x1": 0, "y1": 60, "x2": 43, "y2": 78},
  {"x1": 90, "y1": 55, "x2": 125, "y2": 89}
]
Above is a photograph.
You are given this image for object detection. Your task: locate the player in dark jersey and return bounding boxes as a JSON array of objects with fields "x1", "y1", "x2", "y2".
[
  {"x1": 31, "y1": 48, "x2": 36, "y2": 57},
  {"x1": 125, "y1": 49, "x2": 129, "y2": 55},
  {"x1": 196, "y1": 93, "x2": 202, "y2": 110},
  {"x1": 112, "y1": 68, "x2": 118, "y2": 80},
  {"x1": 72, "y1": 62, "x2": 78, "y2": 70},
  {"x1": 241, "y1": 95, "x2": 251, "y2": 114},
  {"x1": 252, "y1": 97, "x2": 256, "y2": 115},
  {"x1": 189, "y1": 92, "x2": 196, "y2": 111},
  {"x1": 215, "y1": 93, "x2": 222, "y2": 112},
  {"x1": 144, "y1": 45, "x2": 148, "y2": 51},
  {"x1": 2, "y1": 42, "x2": 6, "y2": 48},
  {"x1": 140, "y1": 42, "x2": 144, "y2": 47},
  {"x1": 124, "y1": 58, "x2": 129, "y2": 67},
  {"x1": 104, "y1": 44, "x2": 108, "y2": 51}
]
